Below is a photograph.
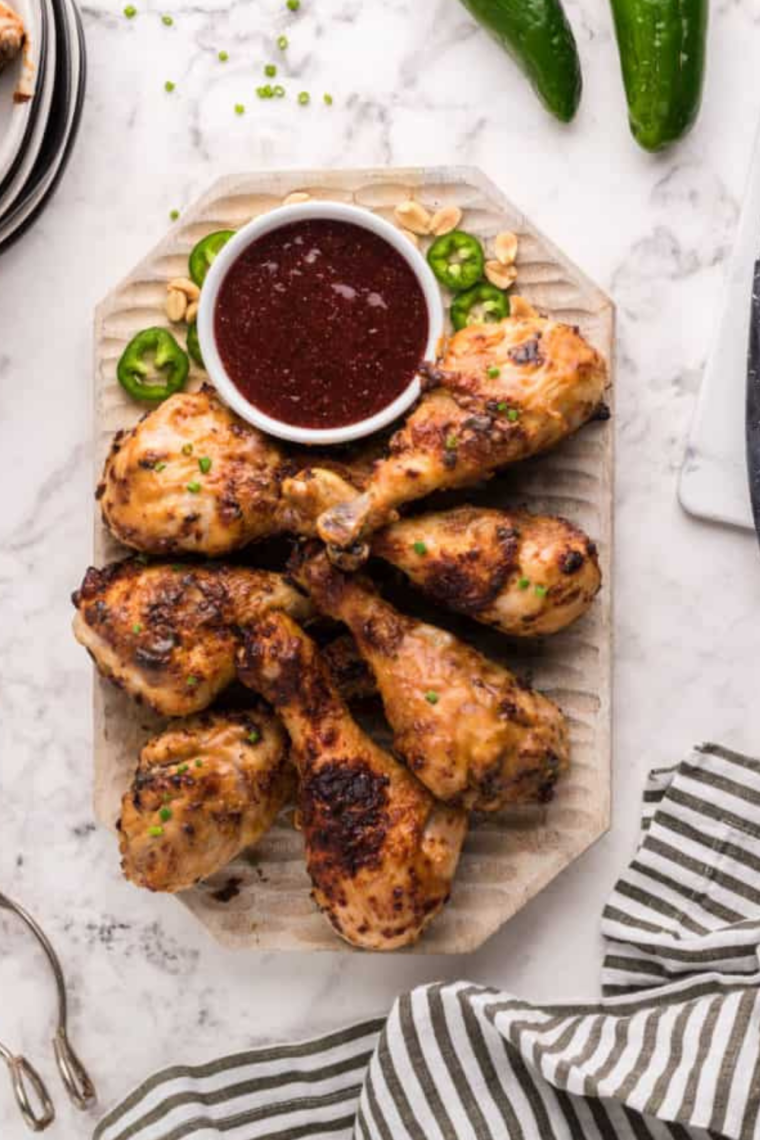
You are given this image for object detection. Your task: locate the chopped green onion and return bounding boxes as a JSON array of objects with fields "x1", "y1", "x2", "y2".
[
  {"x1": 273, "y1": 84, "x2": 286, "y2": 97},
  {"x1": 412, "y1": 541, "x2": 427, "y2": 556},
  {"x1": 265, "y1": 63, "x2": 277, "y2": 77},
  {"x1": 198, "y1": 456, "x2": 212, "y2": 474},
  {"x1": 286, "y1": 0, "x2": 300, "y2": 9},
  {"x1": 534, "y1": 584, "x2": 548, "y2": 598},
  {"x1": 161, "y1": 14, "x2": 173, "y2": 25},
  {"x1": 277, "y1": 34, "x2": 288, "y2": 49},
  {"x1": 424, "y1": 690, "x2": 440, "y2": 705},
  {"x1": 123, "y1": 4, "x2": 136, "y2": 15},
  {"x1": 247, "y1": 728, "x2": 261, "y2": 744},
  {"x1": 148, "y1": 825, "x2": 164, "y2": 837},
  {"x1": 323, "y1": 93, "x2": 333, "y2": 105},
  {"x1": 186, "y1": 481, "x2": 201, "y2": 493},
  {"x1": 132, "y1": 622, "x2": 143, "y2": 634},
  {"x1": 445, "y1": 434, "x2": 458, "y2": 450},
  {"x1": 297, "y1": 91, "x2": 310, "y2": 105},
  {"x1": 181, "y1": 443, "x2": 193, "y2": 455},
  {"x1": 218, "y1": 50, "x2": 228, "y2": 61},
  {"x1": 487, "y1": 365, "x2": 500, "y2": 378},
  {"x1": 177, "y1": 763, "x2": 189, "y2": 774},
  {"x1": 168, "y1": 210, "x2": 179, "y2": 222},
  {"x1": 195, "y1": 759, "x2": 204, "y2": 768},
  {"x1": 496, "y1": 401, "x2": 508, "y2": 413},
  {"x1": 154, "y1": 460, "x2": 167, "y2": 471},
  {"x1": 517, "y1": 577, "x2": 530, "y2": 590},
  {"x1": 164, "y1": 80, "x2": 175, "y2": 92},
  {"x1": 507, "y1": 408, "x2": 520, "y2": 422},
  {"x1": 235, "y1": 103, "x2": 245, "y2": 115},
  {"x1": 186, "y1": 676, "x2": 198, "y2": 687},
  {"x1": 159, "y1": 806, "x2": 172, "y2": 822}
]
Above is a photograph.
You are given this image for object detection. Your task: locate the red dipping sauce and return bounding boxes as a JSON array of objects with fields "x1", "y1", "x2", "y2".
[{"x1": 214, "y1": 219, "x2": 429, "y2": 430}]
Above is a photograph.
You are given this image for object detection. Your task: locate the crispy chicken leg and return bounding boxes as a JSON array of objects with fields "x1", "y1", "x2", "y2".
[
  {"x1": 236, "y1": 612, "x2": 467, "y2": 950},
  {"x1": 287, "y1": 468, "x2": 602, "y2": 634},
  {"x1": 72, "y1": 560, "x2": 311, "y2": 716},
  {"x1": 292, "y1": 548, "x2": 570, "y2": 810},
  {"x1": 372, "y1": 505, "x2": 601, "y2": 637},
  {"x1": 99, "y1": 386, "x2": 289, "y2": 557},
  {"x1": 316, "y1": 317, "x2": 608, "y2": 548},
  {"x1": 119, "y1": 709, "x2": 293, "y2": 892},
  {"x1": 0, "y1": 2, "x2": 24, "y2": 73}
]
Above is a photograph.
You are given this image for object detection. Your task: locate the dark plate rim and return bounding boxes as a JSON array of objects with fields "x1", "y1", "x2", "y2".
[{"x1": 0, "y1": 0, "x2": 85, "y2": 253}]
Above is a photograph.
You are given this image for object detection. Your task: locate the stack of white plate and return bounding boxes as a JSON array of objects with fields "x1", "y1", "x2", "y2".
[{"x1": 0, "y1": 0, "x2": 85, "y2": 252}]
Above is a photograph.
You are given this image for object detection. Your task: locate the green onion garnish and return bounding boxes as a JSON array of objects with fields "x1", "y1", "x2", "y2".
[
  {"x1": 517, "y1": 577, "x2": 530, "y2": 590},
  {"x1": 218, "y1": 50, "x2": 228, "y2": 61},
  {"x1": 297, "y1": 91, "x2": 310, "y2": 105},
  {"x1": 132, "y1": 623, "x2": 143, "y2": 634},
  {"x1": 277, "y1": 34, "x2": 288, "y2": 49},
  {"x1": 412, "y1": 541, "x2": 427, "y2": 556},
  {"x1": 161, "y1": 14, "x2": 173, "y2": 25},
  {"x1": 164, "y1": 80, "x2": 175, "y2": 92},
  {"x1": 424, "y1": 690, "x2": 440, "y2": 705},
  {"x1": 534, "y1": 584, "x2": 548, "y2": 598},
  {"x1": 235, "y1": 103, "x2": 246, "y2": 115},
  {"x1": 148, "y1": 825, "x2": 163, "y2": 837},
  {"x1": 168, "y1": 211, "x2": 179, "y2": 222},
  {"x1": 198, "y1": 456, "x2": 212, "y2": 474},
  {"x1": 186, "y1": 481, "x2": 201, "y2": 493},
  {"x1": 487, "y1": 365, "x2": 500, "y2": 378},
  {"x1": 247, "y1": 729, "x2": 261, "y2": 744},
  {"x1": 159, "y1": 807, "x2": 172, "y2": 822},
  {"x1": 507, "y1": 408, "x2": 520, "y2": 422}
]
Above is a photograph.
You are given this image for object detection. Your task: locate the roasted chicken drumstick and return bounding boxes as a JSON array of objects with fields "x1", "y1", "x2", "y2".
[
  {"x1": 119, "y1": 709, "x2": 293, "y2": 892},
  {"x1": 237, "y1": 612, "x2": 467, "y2": 950},
  {"x1": 286, "y1": 468, "x2": 601, "y2": 637},
  {"x1": 317, "y1": 317, "x2": 608, "y2": 549},
  {"x1": 292, "y1": 548, "x2": 570, "y2": 811},
  {"x1": 72, "y1": 560, "x2": 311, "y2": 716}
]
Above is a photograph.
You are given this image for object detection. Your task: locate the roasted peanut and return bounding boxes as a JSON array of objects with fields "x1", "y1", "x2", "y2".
[
  {"x1": 429, "y1": 206, "x2": 462, "y2": 236},
  {"x1": 185, "y1": 301, "x2": 199, "y2": 324},
  {"x1": 394, "y1": 200, "x2": 432, "y2": 235},
  {"x1": 494, "y1": 231, "x2": 519, "y2": 266},
  {"x1": 509, "y1": 295, "x2": 539, "y2": 319},
  {"x1": 485, "y1": 260, "x2": 518, "y2": 290},
  {"x1": 166, "y1": 289, "x2": 188, "y2": 323},
  {"x1": 168, "y1": 277, "x2": 201, "y2": 301}
]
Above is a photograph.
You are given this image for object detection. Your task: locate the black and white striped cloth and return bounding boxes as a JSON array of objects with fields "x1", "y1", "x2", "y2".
[{"x1": 94, "y1": 743, "x2": 760, "y2": 1140}]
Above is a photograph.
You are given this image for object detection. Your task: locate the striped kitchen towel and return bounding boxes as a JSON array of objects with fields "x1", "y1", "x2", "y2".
[{"x1": 94, "y1": 742, "x2": 760, "y2": 1140}]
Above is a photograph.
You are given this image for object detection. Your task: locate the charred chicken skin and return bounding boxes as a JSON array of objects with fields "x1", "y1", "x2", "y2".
[
  {"x1": 72, "y1": 560, "x2": 311, "y2": 717},
  {"x1": 292, "y1": 548, "x2": 570, "y2": 811},
  {"x1": 236, "y1": 612, "x2": 467, "y2": 950},
  {"x1": 98, "y1": 386, "x2": 289, "y2": 557},
  {"x1": 371, "y1": 505, "x2": 601, "y2": 637},
  {"x1": 316, "y1": 317, "x2": 608, "y2": 549},
  {"x1": 119, "y1": 709, "x2": 293, "y2": 893}
]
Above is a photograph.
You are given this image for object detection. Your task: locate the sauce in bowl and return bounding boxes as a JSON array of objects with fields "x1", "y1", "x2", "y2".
[{"x1": 213, "y1": 218, "x2": 429, "y2": 430}]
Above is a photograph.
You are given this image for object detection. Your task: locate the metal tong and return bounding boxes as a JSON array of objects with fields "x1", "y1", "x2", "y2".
[{"x1": 0, "y1": 892, "x2": 96, "y2": 1131}]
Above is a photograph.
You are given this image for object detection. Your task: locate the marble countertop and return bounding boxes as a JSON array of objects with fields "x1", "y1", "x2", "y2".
[{"x1": 3, "y1": 0, "x2": 760, "y2": 1133}]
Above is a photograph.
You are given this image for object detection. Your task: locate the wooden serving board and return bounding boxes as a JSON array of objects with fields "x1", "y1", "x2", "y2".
[{"x1": 92, "y1": 166, "x2": 614, "y2": 954}]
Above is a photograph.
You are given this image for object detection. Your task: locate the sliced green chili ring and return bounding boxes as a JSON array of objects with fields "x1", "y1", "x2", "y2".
[
  {"x1": 450, "y1": 283, "x2": 510, "y2": 332},
  {"x1": 188, "y1": 230, "x2": 236, "y2": 287},
  {"x1": 427, "y1": 230, "x2": 485, "y2": 292},
  {"x1": 116, "y1": 328, "x2": 189, "y2": 403},
  {"x1": 186, "y1": 322, "x2": 204, "y2": 368}
]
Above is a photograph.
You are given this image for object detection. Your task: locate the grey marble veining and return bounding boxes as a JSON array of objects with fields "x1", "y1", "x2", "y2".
[{"x1": 3, "y1": 0, "x2": 760, "y2": 1135}]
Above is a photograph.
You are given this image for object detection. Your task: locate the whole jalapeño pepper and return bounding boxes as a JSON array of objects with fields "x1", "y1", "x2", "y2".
[
  {"x1": 117, "y1": 328, "x2": 190, "y2": 403},
  {"x1": 450, "y1": 283, "x2": 510, "y2": 331},
  {"x1": 427, "y1": 231, "x2": 485, "y2": 292},
  {"x1": 456, "y1": 0, "x2": 582, "y2": 123},
  {"x1": 609, "y1": 0, "x2": 707, "y2": 151},
  {"x1": 189, "y1": 230, "x2": 236, "y2": 287}
]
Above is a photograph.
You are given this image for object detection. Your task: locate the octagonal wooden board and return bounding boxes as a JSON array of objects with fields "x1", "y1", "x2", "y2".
[{"x1": 92, "y1": 166, "x2": 614, "y2": 954}]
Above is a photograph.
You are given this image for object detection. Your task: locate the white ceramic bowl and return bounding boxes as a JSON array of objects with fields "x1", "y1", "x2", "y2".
[{"x1": 197, "y1": 200, "x2": 444, "y2": 446}]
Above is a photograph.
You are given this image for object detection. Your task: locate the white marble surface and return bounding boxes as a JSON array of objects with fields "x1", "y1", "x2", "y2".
[{"x1": 3, "y1": 0, "x2": 760, "y2": 1134}]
